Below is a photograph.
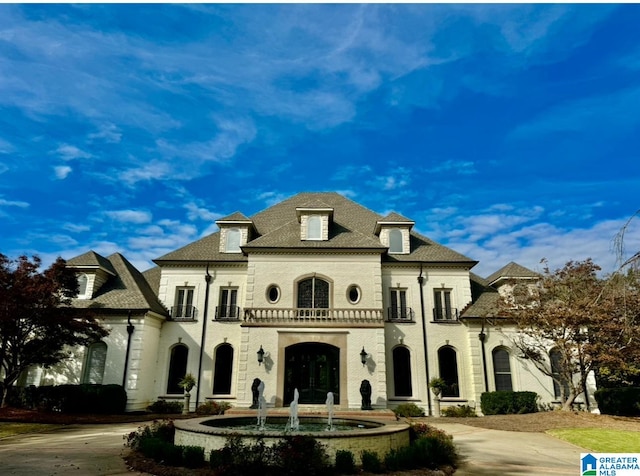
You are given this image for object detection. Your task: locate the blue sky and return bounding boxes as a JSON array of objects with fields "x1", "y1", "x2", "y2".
[{"x1": 1, "y1": 3, "x2": 639, "y2": 277}]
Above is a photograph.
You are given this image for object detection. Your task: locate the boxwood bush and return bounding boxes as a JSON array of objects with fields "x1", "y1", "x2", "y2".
[
  {"x1": 594, "y1": 387, "x2": 640, "y2": 416},
  {"x1": 481, "y1": 391, "x2": 538, "y2": 415},
  {"x1": 6, "y1": 384, "x2": 126, "y2": 414},
  {"x1": 393, "y1": 402, "x2": 425, "y2": 418}
]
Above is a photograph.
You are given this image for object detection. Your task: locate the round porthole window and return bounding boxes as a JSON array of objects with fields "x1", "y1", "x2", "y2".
[
  {"x1": 347, "y1": 285, "x2": 361, "y2": 304},
  {"x1": 267, "y1": 285, "x2": 280, "y2": 303}
]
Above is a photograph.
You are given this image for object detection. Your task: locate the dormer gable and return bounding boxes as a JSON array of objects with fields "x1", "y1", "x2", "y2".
[
  {"x1": 486, "y1": 261, "x2": 540, "y2": 299},
  {"x1": 375, "y1": 212, "x2": 415, "y2": 255},
  {"x1": 216, "y1": 212, "x2": 254, "y2": 253},
  {"x1": 296, "y1": 207, "x2": 334, "y2": 241},
  {"x1": 66, "y1": 250, "x2": 117, "y2": 299}
]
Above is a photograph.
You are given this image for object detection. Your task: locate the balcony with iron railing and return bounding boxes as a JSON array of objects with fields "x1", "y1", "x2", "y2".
[
  {"x1": 170, "y1": 305, "x2": 198, "y2": 322},
  {"x1": 386, "y1": 307, "x2": 415, "y2": 322},
  {"x1": 432, "y1": 307, "x2": 459, "y2": 322},
  {"x1": 243, "y1": 307, "x2": 384, "y2": 327},
  {"x1": 215, "y1": 305, "x2": 242, "y2": 321}
]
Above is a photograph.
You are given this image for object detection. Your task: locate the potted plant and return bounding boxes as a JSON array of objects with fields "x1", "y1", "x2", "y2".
[
  {"x1": 179, "y1": 373, "x2": 197, "y2": 415},
  {"x1": 429, "y1": 377, "x2": 447, "y2": 397},
  {"x1": 179, "y1": 373, "x2": 197, "y2": 393}
]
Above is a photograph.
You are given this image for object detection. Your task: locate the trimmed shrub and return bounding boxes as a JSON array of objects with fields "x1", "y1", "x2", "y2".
[
  {"x1": 273, "y1": 435, "x2": 332, "y2": 476},
  {"x1": 209, "y1": 434, "x2": 331, "y2": 476},
  {"x1": 182, "y1": 445, "x2": 205, "y2": 468},
  {"x1": 594, "y1": 387, "x2": 640, "y2": 416},
  {"x1": 147, "y1": 399, "x2": 183, "y2": 414},
  {"x1": 125, "y1": 420, "x2": 175, "y2": 451},
  {"x1": 481, "y1": 391, "x2": 538, "y2": 415},
  {"x1": 196, "y1": 400, "x2": 232, "y2": 415},
  {"x1": 393, "y1": 402, "x2": 425, "y2": 418},
  {"x1": 6, "y1": 384, "x2": 127, "y2": 414},
  {"x1": 441, "y1": 404, "x2": 477, "y2": 417},
  {"x1": 361, "y1": 450, "x2": 383, "y2": 474},
  {"x1": 335, "y1": 449, "x2": 356, "y2": 474}
]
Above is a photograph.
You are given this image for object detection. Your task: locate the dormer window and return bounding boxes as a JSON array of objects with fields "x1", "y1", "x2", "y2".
[
  {"x1": 375, "y1": 212, "x2": 415, "y2": 256},
  {"x1": 307, "y1": 216, "x2": 322, "y2": 240},
  {"x1": 77, "y1": 273, "x2": 89, "y2": 298},
  {"x1": 225, "y1": 228, "x2": 241, "y2": 253},
  {"x1": 296, "y1": 207, "x2": 333, "y2": 241},
  {"x1": 389, "y1": 229, "x2": 403, "y2": 253},
  {"x1": 216, "y1": 213, "x2": 254, "y2": 253}
]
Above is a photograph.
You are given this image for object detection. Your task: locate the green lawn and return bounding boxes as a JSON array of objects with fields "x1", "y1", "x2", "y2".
[
  {"x1": 0, "y1": 422, "x2": 60, "y2": 439},
  {"x1": 547, "y1": 428, "x2": 640, "y2": 453}
]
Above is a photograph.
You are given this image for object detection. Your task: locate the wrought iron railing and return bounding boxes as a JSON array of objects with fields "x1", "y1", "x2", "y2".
[
  {"x1": 170, "y1": 305, "x2": 198, "y2": 321},
  {"x1": 432, "y1": 307, "x2": 459, "y2": 321},
  {"x1": 386, "y1": 307, "x2": 415, "y2": 322},
  {"x1": 215, "y1": 305, "x2": 242, "y2": 321}
]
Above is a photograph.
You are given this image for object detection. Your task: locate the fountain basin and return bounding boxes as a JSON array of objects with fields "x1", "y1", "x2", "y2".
[{"x1": 174, "y1": 415, "x2": 410, "y2": 464}]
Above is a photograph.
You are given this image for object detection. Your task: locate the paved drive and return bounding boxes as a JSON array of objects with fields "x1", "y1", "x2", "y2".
[
  {"x1": 0, "y1": 421, "x2": 585, "y2": 475},
  {"x1": 431, "y1": 422, "x2": 584, "y2": 475},
  {"x1": 0, "y1": 423, "x2": 142, "y2": 476}
]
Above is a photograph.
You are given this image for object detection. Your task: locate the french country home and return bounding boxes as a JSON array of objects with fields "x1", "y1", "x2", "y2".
[{"x1": 19, "y1": 192, "x2": 596, "y2": 413}]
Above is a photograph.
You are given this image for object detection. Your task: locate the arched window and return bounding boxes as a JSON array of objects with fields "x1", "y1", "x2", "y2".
[
  {"x1": 82, "y1": 342, "x2": 107, "y2": 384},
  {"x1": 389, "y1": 229, "x2": 403, "y2": 253},
  {"x1": 393, "y1": 346, "x2": 413, "y2": 397},
  {"x1": 307, "y1": 215, "x2": 322, "y2": 240},
  {"x1": 492, "y1": 348, "x2": 513, "y2": 391},
  {"x1": 550, "y1": 348, "x2": 570, "y2": 400},
  {"x1": 77, "y1": 274, "x2": 88, "y2": 297},
  {"x1": 166, "y1": 344, "x2": 188, "y2": 394},
  {"x1": 213, "y1": 344, "x2": 234, "y2": 395},
  {"x1": 297, "y1": 277, "x2": 330, "y2": 309},
  {"x1": 437, "y1": 346, "x2": 460, "y2": 397},
  {"x1": 225, "y1": 229, "x2": 241, "y2": 252}
]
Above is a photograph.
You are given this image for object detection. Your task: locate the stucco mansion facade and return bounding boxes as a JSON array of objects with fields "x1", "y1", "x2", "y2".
[{"x1": 26, "y1": 192, "x2": 593, "y2": 413}]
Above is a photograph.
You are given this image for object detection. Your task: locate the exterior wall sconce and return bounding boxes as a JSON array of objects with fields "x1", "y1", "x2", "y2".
[
  {"x1": 257, "y1": 345, "x2": 265, "y2": 365},
  {"x1": 360, "y1": 346, "x2": 368, "y2": 366}
]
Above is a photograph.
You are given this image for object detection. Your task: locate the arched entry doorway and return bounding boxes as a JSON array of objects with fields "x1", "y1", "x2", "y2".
[{"x1": 284, "y1": 343, "x2": 339, "y2": 405}]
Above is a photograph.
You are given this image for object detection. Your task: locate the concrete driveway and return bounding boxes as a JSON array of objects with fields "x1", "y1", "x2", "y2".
[
  {"x1": 0, "y1": 423, "x2": 143, "y2": 476},
  {"x1": 0, "y1": 421, "x2": 585, "y2": 475},
  {"x1": 430, "y1": 422, "x2": 584, "y2": 475}
]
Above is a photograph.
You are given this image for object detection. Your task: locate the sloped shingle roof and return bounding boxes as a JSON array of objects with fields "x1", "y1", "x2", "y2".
[
  {"x1": 67, "y1": 250, "x2": 117, "y2": 275},
  {"x1": 72, "y1": 253, "x2": 168, "y2": 316},
  {"x1": 155, "y1": 192, "x2": 476, "y2": 266},
  {"x1": 486, "y1": 261, "x2": 539, "y2": 286}
]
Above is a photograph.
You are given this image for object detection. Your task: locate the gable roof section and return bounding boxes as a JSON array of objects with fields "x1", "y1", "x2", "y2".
[
  {"x1": 72, "y1": 253, "x2": 168, "y2": 316},
  {"x1": 460, "y1": 273, "x2": 501, "y2": 318},
  {"x1": 67, "y1": 250, "x2": 117, "y2": 275},
  {"x1": 486, "y1": 261, "x2": 539, "y2": 286},
  {"x1": 155, "y1": 192, "x2": 476, "y2": 266}
]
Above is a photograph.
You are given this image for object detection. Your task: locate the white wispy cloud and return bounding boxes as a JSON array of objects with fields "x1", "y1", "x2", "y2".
[
  {"x1": 0, "y1": 137, "x2": 14, "y2": 154},
  {"x1": 88, "y1": 123, "x2": 122, "y2": 143},
  {"x1": 184, "y1": 202, "x2": 222, "y2": 222},
  {"x1": 55, "y1": 144, "x2": 92, "y2": 161},
  {"x1": 104, "y1": 209, "x2": 152, "y2": 224},
  {"x1": 0, "y1": 198, "x2": 29, "y2": 208},
  {"x1": 118, "y1": 161, "x2": 173, "y2": 186},
  {"x1": 62, "y1": 223, "x2": 90, "y2": 233},
  {"x1": 53, "y1": 165, "x2": 72, "y2": 179},
  {"x1": 430, "y1": 160, "x2": 477, "y2": 175}
]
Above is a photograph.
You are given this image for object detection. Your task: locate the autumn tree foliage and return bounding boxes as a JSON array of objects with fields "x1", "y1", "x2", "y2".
[
  {"x1": 501, "y1": 259, "x2": 640, "y2": 411},
  {"x1": 0, "y1": 254, "x2": 108, "y2": 407}
]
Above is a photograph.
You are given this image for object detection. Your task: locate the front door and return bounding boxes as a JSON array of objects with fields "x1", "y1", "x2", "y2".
[{"x1": 284, "y1": 343, "x2": 339, "y2": 405}]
